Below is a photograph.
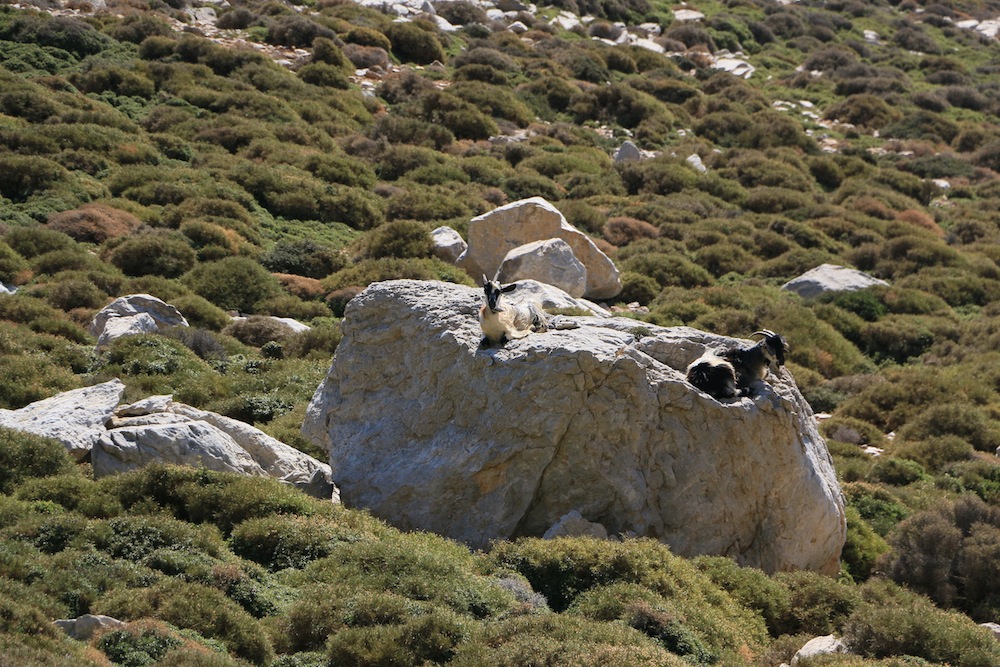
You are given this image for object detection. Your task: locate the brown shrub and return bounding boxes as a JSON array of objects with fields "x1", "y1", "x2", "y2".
[
  {"x1": 895, "y1": 209, "x2": 944, "y2": 237},
  {"x1": 603, "y1": 217, "x2": 659, "y2": 246},
  {"x1": 274, "y1": 273, "x2": 326, "y2": 300},
  {"x1": 46, "y1": 203, "x2": 142, "y2": 244}
]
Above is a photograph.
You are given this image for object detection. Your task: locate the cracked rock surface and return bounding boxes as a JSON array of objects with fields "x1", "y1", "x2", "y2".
[{"x1": 303, "y1": 279, "x2": 846, "y2": 573}]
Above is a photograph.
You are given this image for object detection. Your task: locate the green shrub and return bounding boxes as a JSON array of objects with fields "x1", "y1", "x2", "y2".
[
  {"x1": 327, "y1": 608, "x2": 471, "y2": 666},
  {"x1": 359, "y1": 220, "x2": 433, "y2": 259},
  {"x1": 99, "y1": 464, "x2": 326, "y2": 535},
  {"x1": 0, "y1": 428, "x2": 75, "y2": 495},
  {"x1": 222, "y1": 316, "x2": 295, "y2": 348},
  {"x1": 770, "y1": 570, "x2": 861, "y2": 636},
  {"x1": 96, "y1": 580, "x2": 274, "y2": 665},
  {"x1": 691, "y1": 556, "x2": 790, "y2": 638},
  {"x1": 15, "y1": 474, "x2": 122, "y2": 519},
  {"x1": 622, "y1": 253, "x2": 712, "y2": 289},
  {"x1": 844, "y1": 593, "x2": 1000, "y2": 666},
  {"x1": 183, "y1": 257, "x2": 283, "y2": 314},
  {"x1": 96, "y1": 620, "x2": 185, "y2": 667},
  {"x1": 301, "y1": 532, "x2": 518, "y2": 618},
  {"x1": 107, "y1": 232, "x2": 198, "y2": 278},
  {"x1": 5, "y1": 226, "x2": 75, "y2": 259},
  {"x1": 168, "y1": 295, "x2": 231, "y2": 331},
  {"x1": 841, "y1": 505, "x2": 890, "y2": 582},
  {"x1": 92, "y1": 514, "x2": 224, "y2": 561},
  {"x1": 322, "y1": 257, "x2": 473, "y2": 292},
  {"x1": 230, "y1": 514, "x2": 373, "y2": 571},
  {"x1": 385, "y1": 22, "x2": 445, "y2": 65}
]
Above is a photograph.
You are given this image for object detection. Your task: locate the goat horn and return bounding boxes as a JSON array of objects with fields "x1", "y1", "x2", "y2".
[{"x1": 752, "y1": 329, "x2": 776, "y2": 338}]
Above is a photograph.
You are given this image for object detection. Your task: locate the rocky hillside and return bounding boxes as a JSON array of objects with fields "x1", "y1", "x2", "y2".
[{"x1": 5, "y1": 0, "x2": 1000, "y2": 664}]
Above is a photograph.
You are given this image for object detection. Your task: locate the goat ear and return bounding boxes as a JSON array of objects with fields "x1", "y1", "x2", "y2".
[{"x1": 501, "y1": 283, "x2": 517, "y2": 293}]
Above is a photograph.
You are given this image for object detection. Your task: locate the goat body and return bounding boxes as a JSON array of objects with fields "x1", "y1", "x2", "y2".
[
  {"x1": 686, "y1": 330, "x2": 788, "y2": 399},
  {"x1": 479, "y1": 276, "x2": 549, "y2": 347}
]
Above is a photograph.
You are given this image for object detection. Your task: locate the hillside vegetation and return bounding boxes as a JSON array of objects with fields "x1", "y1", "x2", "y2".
[{"x1": 4, "y1": 0, "x2": 1000, "y2": 663}]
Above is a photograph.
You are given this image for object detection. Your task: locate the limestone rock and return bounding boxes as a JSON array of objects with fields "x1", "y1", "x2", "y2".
[
  {"x1": 167, "y1": 403, "x2": 336, "y2": 498},
  {"x1": 790, "y1": 636, "x2": 847, "y2": 666},
  {"x1": 431, "y1": 226, "x2": 467, "y2": 263},
  {"x1": 498, "y1": 238, "x2": 588, "y2": 298},
  {"x1": 782, "y1": 264, "x2": 889, "y2": 299},
  {"x1": 614, "y1": 140, "x2": 643, "y2": 162},
  {"x1": 0, "y1": 379, "x2": 125, "y2": 460},
  {"x1": 54, "y1": 614, "x2": 126, "y2": 641},
  {"x1": 543, "y1": 510, "x2": 610, "y2": 540},
  {"x1": 302, "y1": 280, "x2": 846, "y2": 573},
  {"x1": 686, "y1": 153, "x2": 707, "y2": 173},
  {"x1": 499, "y1": 279, "x2": 610, "y2": 317},
  {"x1": 89, "y1": 294, "x2": 188, "y2": 340},
  {"x1": 96, "y1": 313, "x2": 159, "y2": 347},
  {"x1": 456, "y1": 197, "x2": 622, "y2": 300},
  {"x1": 93, "y1": 421, "x2": 267, "y2": 478},
  {"x1": 980, "y1": 622, "x2": 1000, "y2": 639}
]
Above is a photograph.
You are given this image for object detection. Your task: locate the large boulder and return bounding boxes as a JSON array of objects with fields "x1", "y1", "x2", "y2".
[
  {"x1": 303, "y1": 280, "x2": 846, "y2": 573},
  {"x1": 781, "y1": 264, "x2": 889, "y2": 299},
  {"x1": 456, "y1": 197, "x2": 622, "y2": 300},
  {"x1": 498, "y1": 238, "x2": 588, "y2": 298},
  {"x1": 0, "y1": 379, "x2": 125, "y2": 460}
]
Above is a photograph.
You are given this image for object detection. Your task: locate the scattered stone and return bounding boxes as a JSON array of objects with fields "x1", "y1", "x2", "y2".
[
  {"x1": 0, "y1": 379, "x2": 125, "y2": 460},
  {"x1": 0, "y1": 282, "x2": 16, "y2": 294},
  {"x1": 781, "y1": 264, "x2": 889, "y2": 299},
  {"x1": 431, "y1": 226, "x2": 468, "y2": 263},
  {"x1": 790, "y1": 635, "x2": 847, "y2": 666},
  {"x1": 497, "y1": 238, "x2": 588, "y2": 298},
  {"x1": 686, "y1": 153, "x2": 707, "y2": 173},
  {"x1": 89, "y1": 294, "x2": 188, "y2": 342},
  {"x1": 543, "y1": 509, "x2": 610, "y2": 539},
  {"x1": 54, "y1": 614, "x2": 126, "y2": 641},
  {"x1": 456, "y1": 197, "x2": 622, "y2": 300},
  {"x1": 302, "y1": 280, "x2": 846, "y2": 573},
  {"x1": 614, "y1": 140, "x2": 643, "y2": 162},
  {"x1": 673, "y1": 8, "x2": 705, "y2": 21}
]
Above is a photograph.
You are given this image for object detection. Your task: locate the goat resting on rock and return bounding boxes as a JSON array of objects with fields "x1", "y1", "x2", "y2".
[
  {"x1": 686, "y1": 330, "x2": 788, "y2": 399},
  {"x1": 479, "y1": 275, "x2": 549, "y2": 348}
]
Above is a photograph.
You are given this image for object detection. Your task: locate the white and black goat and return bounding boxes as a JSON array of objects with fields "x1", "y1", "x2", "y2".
[
  {"x1": 686, "y1": 330, "x2": 788, "y2": 399},
  {"x1": 479, "y1": 275, "x2": 550, "y2": 348}
]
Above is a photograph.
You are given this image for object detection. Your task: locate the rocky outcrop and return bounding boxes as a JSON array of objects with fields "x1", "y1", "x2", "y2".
[
  {"x1": 0, "y1": 379, "x2": 125, "y2": 460},
  {"x1": 0, "y1": 382, "x2": 336, "y2": 499},
  {"x1": 89, "y1": 294, "x2": 188, "y2": 347},
  {"x1": 781, "y1": 264, "x2": 889, "y2": 299},
  {"x1": 303, "y1": 280, "x2": 846, "y2": 574},
  {"x1": 499, "y1": 280, "x2": 610, "y2": 317},
  {"x1": 497, "y1": 238, "x2": 588, "y2": 298},
  {"x1": 456, "y1": 197, "x2": 622, "y2": 301},
  {"x1": 54, "y1": 614, "x2": 126, "y2": 641}
]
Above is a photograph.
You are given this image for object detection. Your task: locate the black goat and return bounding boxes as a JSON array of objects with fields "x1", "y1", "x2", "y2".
[{"x1": 686, "y1": 330, "x2": 788, "y2": 399}]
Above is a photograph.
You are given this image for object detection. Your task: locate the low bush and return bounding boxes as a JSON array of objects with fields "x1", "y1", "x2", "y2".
[
  {"x1": 385, "y1": 22, "x2": 445, "y2": 65},
  {"x1": 0, "y1": 428, "x2": 74, "y2": 495},
  {"x1": 770, "y1": 570, "x2": 861, "y2": 636},
  {"x1": 327, "y1": 608, "x2": 471, "y2": 667},
  {"x1": 106, "y1": 232, "x2": 197, "y2": 278},
  {"x1": 222, "y1": 316, "x2": 295, "y2": 348},
  {"x1": 182, "y1": 257, "x2": 283, "y2": 314},
  {"x1": 358, "y1": 220, "x2": 433, "y2": 260},
  {"x1": 96, "y1": 579, "x2": 274, "y2": 665}
]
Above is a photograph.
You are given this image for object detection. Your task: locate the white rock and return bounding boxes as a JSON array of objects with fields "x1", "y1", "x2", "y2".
[
  {"x1": 167, "y1": 403, "x2": 336, "y2": 498},
  {"x1": 507, "y1": 21, "x2": 528, "y2": 33},
  {"x1": 431, "y1": 226, "x2": 468, "y2": 263},
  {"x1": 498, "y1": 238, "x2": 588, "y2": 298},
  {"x1": 0, "y1": 282, "x2": 16, "y2": 294},
  {"x1": 116, "y1": 395, "x2": 174, "y2": 417},
  {"x1": 614, "y1": 140, "x2": 643, "y2": 162},
  {"x1": 979, "y1": 622, "x2": 1000, "y2": 639},
  {"x1": 302, "y1": 280, "x2": 846, "y2": 573},
  {"x1": 457, "y1": 197, "x2": 621, "y2": 300},
  {"x1": 790, "y1": 635, "x2": 847, "y2": 666},
  {"x1": 633, "y1": 37, "x2": 665, "y2": 53},
  {"x1": 686, "y1": 153, "x2": 707, "y2": 173},
  {"x1": 781, "y1": 264, "x2": 889, "y2": 299},
  {"x1": 501, "y1": 279, "x2": 610, "y2": 316},
  {"x1": 54, "y1": 614, "x2": 125, "y2": 641},
  {"x1": 89, "y1": 294, "x2": 188, "y2": 340},
  {"x1": 543, "y1": 509, "x2": 610, "y2": 539},
  {"x1": 673, "y1": 8, "x2": 705, "y2": 21},
  {"x1": 96, "y1": 313, "x2": 159, "y2": 347},
  {"x1": 0, "y1": 379, "x2": 125, "y2": 460},
  {"x1": 93, "y1": 421, "x2": 267, "y2": 478}
]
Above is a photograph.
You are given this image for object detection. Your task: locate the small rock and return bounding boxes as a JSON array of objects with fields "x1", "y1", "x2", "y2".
[
  {"x1": 543, "y1": 510, "x2": 610, "y2": 539},
  {"x1": 781, "y1": 264, "x2": 889, "y2": 299},
  {"x1": 498, "y1": 238, "x2": 588, "y2": 298},
  {"x1": 614, "y1": 140, "x2": 643, "y2": 162},
  {"x1": 54, "y1": 614, "x2": 126, "y2": 641},
  {"x1": 431, "y1": 226, "x2": 468, "y2": 263},
  {"x1": 790, "y1": 635, "x2": 847, "y2": 666}
]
